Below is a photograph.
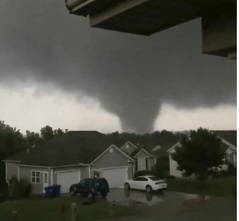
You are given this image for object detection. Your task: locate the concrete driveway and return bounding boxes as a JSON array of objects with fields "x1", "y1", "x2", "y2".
[
  {"x1": 106, "y1": 189, "x2": 236, "y2": 221},
  {"x1": 107, "y1": 188, "x2": 165, "y2": 206}
]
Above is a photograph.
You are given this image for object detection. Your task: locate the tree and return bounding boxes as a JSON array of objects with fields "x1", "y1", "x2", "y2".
[
  {"x1": 152, "y1": 155, "x2": 169, "y2": 178},
  {"x1": 40, "y1": 126, "x2": 67, "y2": 140},
  {"x1": 172, "y1": 128, "x2": 225, "y2": 187},
  {"x1": 0, "y1": 121, "x2": 27, "y2": 158},
  {"x1": 53, "y1": 128, "x2": 66, "y2": 136},
  {"x1": 0, "y1": 121, "x2": 27, "y2": 182},
  {"x1": 25, "y1": 130, "x2": 43, "y2": 147},
  {"x1": 40, "y1": 125, "x2": 54, "y2": 140}
]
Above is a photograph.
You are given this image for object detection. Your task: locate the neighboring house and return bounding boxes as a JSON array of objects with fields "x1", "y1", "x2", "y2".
[
  {"x1": 4, "y1": 131, "x2": 135, "y2": 194},
  {"x1": 212, "y1": 130, "x2": 237, "y2": 167},
  {"x1": 4, "y1": 131, "x2": 159, "y2": 195},
  {"x1": 120, "y1": 141, "x2": 158, "y2": 172},
  {"x1": 167, "y1": 130, "x2": 237, "y2": 177}
]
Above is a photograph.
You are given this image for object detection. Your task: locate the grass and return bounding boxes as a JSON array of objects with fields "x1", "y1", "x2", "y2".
[
  {"x1": 0, "y1": 196, "x2": 139, "y2": 221},
  {"x1": 167, "y1": 176, "x2": 236, "y2": 198}
]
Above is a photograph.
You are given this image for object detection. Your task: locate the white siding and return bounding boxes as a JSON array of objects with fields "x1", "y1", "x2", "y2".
[
  {"x1": 5, "y1": 162, "x2": 19, "y2": 181},
  {"x1": 169, "y1": 150, "x2": 183, "y2": 177},
  {"x1": 225, "y1": 148, "x2": 237, "y2": 166},
  {"x1": 137, "y1": 158, "x2": 146, "y2": 170},
  {"x1": 149, "y1": 158, "x2": 156, "y2": 169}
]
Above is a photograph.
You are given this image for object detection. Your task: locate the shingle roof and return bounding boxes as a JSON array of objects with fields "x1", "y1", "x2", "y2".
[
  {"x1": 151, "y1": 142, "x2": 178, "y2": 156},
  {"x1": 212, "y1": 130, "x2": 237, "y2": 147},
  {"x1": 6, "y1": 131, "x2": 116, "y2": 166},
  {"x1": 167, "y1": 130, "x2": 237, "y2": 153}
]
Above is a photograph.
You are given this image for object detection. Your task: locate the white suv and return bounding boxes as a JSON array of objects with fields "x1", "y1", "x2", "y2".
[{"x1": 124, "y1": 175, "x2": 167, "y2": 193}]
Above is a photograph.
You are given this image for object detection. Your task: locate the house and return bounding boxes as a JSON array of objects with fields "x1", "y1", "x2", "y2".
[
  {"x1": 4, "y1": 131, "x2": 159, "y2": 194},
  {"x1": 167, "y1": 130, "x2": 237, "y2": 177},
  {"x1": 120, "y1": 141, "x2": 158, "y2": 171}
]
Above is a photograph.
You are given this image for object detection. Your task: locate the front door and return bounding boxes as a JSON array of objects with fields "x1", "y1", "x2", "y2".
[{"x1": 42, "y1": 172, "x2": 49, "y2": 193}]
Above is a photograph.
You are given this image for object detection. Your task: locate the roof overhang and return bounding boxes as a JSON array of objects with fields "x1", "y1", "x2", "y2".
[
  {"x1": 167, "y1": 142, "x2": 181, "y2": 153},
  {"x1": 65, "y1": 0, "x2": 236, "y2": 58},
  {"x1": 133, "y1": 148, "x2": 153, "y2": 158},
  {"x1": 217, "y1": 137, "x2": 237, "y2": 152},
  {"x1": 120, "y1": 141, "x2": 138, "y2": 150},
  {"x1": 91, "y1": 144, "x2": 135, "y2": 164},
  {"x1": 3, "y1": 160, "x2": 21, "y2": 163},
  {"x1": 65, "y1": 0, "x2": 200, "y2": 36}
]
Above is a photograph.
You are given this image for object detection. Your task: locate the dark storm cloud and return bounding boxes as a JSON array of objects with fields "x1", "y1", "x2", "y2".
[{"x1": 0, "y1": 0, "x2": 236, "y2": 133}]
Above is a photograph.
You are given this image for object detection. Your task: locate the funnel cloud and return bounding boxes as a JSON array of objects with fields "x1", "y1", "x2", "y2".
[{"x1": 0, "y1": 0, "x2": 236, "y2": 133}]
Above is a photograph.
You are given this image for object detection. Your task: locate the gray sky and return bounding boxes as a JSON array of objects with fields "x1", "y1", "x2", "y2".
[{"x1": 0, "y1": 0, "x2": 236, "y2": 134}]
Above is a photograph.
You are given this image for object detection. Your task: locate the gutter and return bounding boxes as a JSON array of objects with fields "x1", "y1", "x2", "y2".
[
  {"x1": 2, "y1": 160, "x2": 21, "y2": 163},
  {"x1": 52, "y1": 163, "x2": 91, "y2": 168},
  {"x1": 19, "y1": 164, "x2": 49, "y2": 168},
  {"x1": 6, "y1": 162, "x2": 91, "y2": 169}
]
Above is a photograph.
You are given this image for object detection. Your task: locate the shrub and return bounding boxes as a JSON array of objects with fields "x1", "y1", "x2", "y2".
[
  {"x1": 0, "y1": 181, "x2": 8, "y2": 203},
  {"x1": 227, "y1": 163, "x2": 236, "y2": 176},
  {"x1": 166, "y1": 175, "x2": 175, "y2": 179},
  {"x1": 0, "y1": 180, "x2": 8, "y2": 192},
  {"x1": 208, "y1": 163, "x2": 236, "y2": 178},
  {"x1": 151, "y1": 156, "x2": 169, "y2": 178},
  {"x1": 8, "y1": 176, "x2": 32, "y2": 198}
]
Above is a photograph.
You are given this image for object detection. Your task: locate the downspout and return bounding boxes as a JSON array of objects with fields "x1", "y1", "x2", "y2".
[{"x1": 17, "y1": 167, "x2": 20, "y2": 181}]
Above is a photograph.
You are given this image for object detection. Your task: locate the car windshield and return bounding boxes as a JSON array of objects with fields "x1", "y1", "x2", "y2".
[
  {"x1": 148, "y1": 176, "x2": 160, "y2": 181},
  {"x1": 79, "y1": 179, "x2": 87, "y2": 185}
]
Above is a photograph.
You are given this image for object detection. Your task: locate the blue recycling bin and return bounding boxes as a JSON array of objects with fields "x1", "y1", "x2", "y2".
[
  {"x1": 44, "y1": 185, "x2": 61, "y2": 198},
  {"x1": 44, "y1": 186, "x2": 54, "y2": 198}
]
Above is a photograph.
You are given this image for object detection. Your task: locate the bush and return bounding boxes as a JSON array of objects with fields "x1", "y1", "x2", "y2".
[
  {"x1": 0, "y1": 181, "x2": 8, "y2": 203},
  {"x1": 208, "y1": 169, "x2": 220, "y2": 179},
  {"x1": 166, "y1": 175, "x2": 175, "y2": 179},
  {"x1": 134, "y1": 170, "x2": 155, "y2": 177},
  {"x1": 227, "y1": 163, "x2": 236, "y2": 176},
  {"x1": 8, "y1": 176, "x2": 32, "y2": 198},
  {"x1": 151, "y1": 156, "x2": 169, "y2": 178},
  {"x1": 208, "y1": 163, "x2": 236, "y2": 178},
  {"x1": 0, "y1": 180, "x2": 8, "y2": 192}
]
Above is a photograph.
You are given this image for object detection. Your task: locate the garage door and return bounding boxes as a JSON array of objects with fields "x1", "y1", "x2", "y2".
[
  {"x1": 57, "y1": 170, "x2": 80, "y2": 193},
  {"x1": 101, "y1": 167, "x2": 128, "y2": 188}
]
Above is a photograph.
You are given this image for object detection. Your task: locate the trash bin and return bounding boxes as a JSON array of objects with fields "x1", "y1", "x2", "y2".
[
  {"x1": 52, "y1": 185, "x2": 61, "y2": 197},
  {"x1": 44, "y1": 186, "x2": 54, "y2": 198},
  {"x1": 44, "y1": 185, "x2": 61, "y2": 198}
]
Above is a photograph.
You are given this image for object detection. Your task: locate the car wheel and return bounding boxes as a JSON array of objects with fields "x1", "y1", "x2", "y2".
[
  {"x1": 70, "y1": 189, "x2": 76, "y2": 196},
  {"x1": 87, "y1": 191, "x2": 94, "y2": 200},
  {"x1": 124, "y1": 183, "x2": 130, "y2": 190},
  {"x1": 146, "y1": 185, "x2": 152, "y2": 193}
]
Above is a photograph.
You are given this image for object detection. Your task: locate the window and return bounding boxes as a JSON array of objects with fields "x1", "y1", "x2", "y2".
[
  {"x1": 137, "y1": 158, "x2": 146, "y2": 170},
  {"x1": 138, "y1": 177, "x2": 147, "y2": 181},
  {"x1": 133, "y1": 177, "x2": 148, "y2": 181},
  {"x1": 148, "y1": 176, "x2": 159, "y2": 181},
  {"x1": 31, "y1": 171, "x2": 41, "y2": 184},
  {"x1": 80, "y1": 179, "x2": 91, "y2": 187},
  {"x1": 43, "y1": 173, "x2": 48, "y2": 183}
]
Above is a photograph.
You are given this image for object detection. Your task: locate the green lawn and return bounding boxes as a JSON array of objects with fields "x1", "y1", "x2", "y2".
[
  {"x1": 0, "y1": 196, "x2": 138, "y2": 221},
  {"x1": 167, "y1": 176, "x2": 236, "y2": 198}
]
